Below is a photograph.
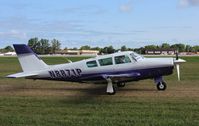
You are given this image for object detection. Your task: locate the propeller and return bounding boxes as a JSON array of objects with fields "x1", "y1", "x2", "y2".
[{"x1": 174, "y1": 50, "x2": 186, "y2": 81}]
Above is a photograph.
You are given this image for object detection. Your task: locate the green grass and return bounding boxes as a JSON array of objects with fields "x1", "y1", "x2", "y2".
[{"x1": 0, "y1": 56, "x2": 199, "y2": 126}]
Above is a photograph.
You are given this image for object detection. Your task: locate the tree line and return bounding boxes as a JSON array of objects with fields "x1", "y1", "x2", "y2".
[
  {"x1": 1, "y1": 38, "x2": 199, "y2": 54},
  {"x1": 73, "y1": 43, "x2": 199, "y2": 54}
]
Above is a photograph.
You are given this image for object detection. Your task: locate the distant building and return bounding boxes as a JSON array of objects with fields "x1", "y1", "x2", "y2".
[
  {"x1": 55, "y1": 49, "x2": 99, "y2": 55},
  {"x1": 145, "y1": 49, "x2": 176, "y2": 55},
  {"x1": 3, "y1": 52, "x2": 16, "y2": 56},
  {"x1": 184, "y1": 52, "x2": 199, "y2": 55},
  {"x1": 80, "y1": 50, "x2": 99, "y2": 55}
]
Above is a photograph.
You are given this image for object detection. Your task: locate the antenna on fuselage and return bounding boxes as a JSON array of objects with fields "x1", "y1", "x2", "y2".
[{"x1": 64, "y1": 57, "x2": 72, "y2": 63}]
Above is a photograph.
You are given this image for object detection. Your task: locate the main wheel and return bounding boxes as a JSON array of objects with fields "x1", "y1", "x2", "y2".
[
  {"x1": 117, "y1": 82, "x2": 125, "y2": 87},
  {"x1": 157, "y1": 81, "x2": 167, "y2": 91}
]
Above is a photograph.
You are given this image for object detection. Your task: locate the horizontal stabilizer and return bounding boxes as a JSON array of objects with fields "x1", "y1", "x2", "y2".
[{"x1": 6, "y1": 72, "x2": 38, "y2": 78}]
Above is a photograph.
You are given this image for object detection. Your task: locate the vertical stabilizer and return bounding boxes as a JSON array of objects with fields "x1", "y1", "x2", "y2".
[{"x1": 13, "y1": 44, "x2": 48, "y2": 72}]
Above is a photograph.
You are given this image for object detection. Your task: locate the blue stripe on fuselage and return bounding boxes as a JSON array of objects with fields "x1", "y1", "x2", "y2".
[{"x1": 39, "y1": 66, "x2": 174, "y2": 83}]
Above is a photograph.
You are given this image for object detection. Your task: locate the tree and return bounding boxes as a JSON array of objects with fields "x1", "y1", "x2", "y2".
[
  {"x1": 121, "y1": 45, "x2": 127, "y2": 51},
  {"x1": 100, "y1": 46, "x2": 115, "y2": 54},
  {"x1": 144, "y1": 45, "x2": 157, "y2": 50},
  {"x1": 171, "y1": 44, "x2": 185, "y2": 52},
  {"x1": 40, "y1": 39, "x2": 50, "y2": 54},
  {"x1": 192, "y1": 46, "x2": 199, "y2": 52},
  {"x1": 107, "y1": 46, "x2": 115, "y2": 54},
  {"x1": 185, "y1": 45, "x2": 192, "y2": 52},
  {"x1": 161, "y1": 43, "x2": 170, "y2": 49},
  {"x1": 80, "y1": 45, "x2": 91, "y2": 50},
  {"x1": 28, "y1": 37, "x2": 39, "y2": 53},
  {"x1": 100, "y1": 47, "x2": 107, "y2": 54},
  {"x1": 91, "y1": 47, "x2": 100, "y2": 51},
  {"x1": 51, "y1": 39, "x2": 61, "y2": 54},
  {"x1": 4, "y1": 46, "x2": 14, "y2": 52},
  {"x1": 134, "y1": 47, "x2": 145, "y2": 54}
]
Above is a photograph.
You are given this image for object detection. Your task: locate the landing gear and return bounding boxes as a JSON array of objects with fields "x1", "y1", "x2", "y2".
[
  {"x1": 107, "y1": 86, "x2": 116, "y2": 95},
  {"x1": 156, "y1": 81, "x2": 167, "y2": 91},
  {"x1": 106, "y1": 77, "x2": 116, "y2": 95},
  {"x1": 154, "y1": 76, "x2": 167, "y2": 91},
  {"x1": 117, "y1": 82, "x2": 126, "y2": 87}
]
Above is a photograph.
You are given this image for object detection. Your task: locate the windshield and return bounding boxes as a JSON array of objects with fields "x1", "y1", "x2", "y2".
[{"x1": 130, "y1": 52, "x2": 144, "y2": 61}]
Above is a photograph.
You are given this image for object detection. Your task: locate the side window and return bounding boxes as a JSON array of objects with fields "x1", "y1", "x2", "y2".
[
  {"x1": 86, "y1": 60, "x2": 98, "y2": 68},
  {"x1": 114, "y1": 55, "x2": 131, "y2": 64},
  {"x1": 98, "y1": 57, "x2": 113, "y2": 66}
]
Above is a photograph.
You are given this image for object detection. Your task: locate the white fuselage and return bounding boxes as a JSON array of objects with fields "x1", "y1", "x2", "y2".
[{"x1": 33, "y1": 51, "x2": 174, "y2": 83}]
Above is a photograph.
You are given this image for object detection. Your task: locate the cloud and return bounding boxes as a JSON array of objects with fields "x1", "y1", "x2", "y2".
[
  {"x1": 0, "y1": 30, "x2": 27, "y2": 40},
  {"x1": 119, "y1": 0, "x2": 133, "y2": 13},
  {"x1": 179, "y1": 0, "x2": 199, "y2": 7}
]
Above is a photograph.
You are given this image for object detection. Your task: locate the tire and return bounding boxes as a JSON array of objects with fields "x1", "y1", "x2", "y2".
[
  {"x1": 117, "y1": 82, "x2": 125, "y2": 87},
  {"x1": 157, "y1": 81, "x2": 167, "y2": 91}
]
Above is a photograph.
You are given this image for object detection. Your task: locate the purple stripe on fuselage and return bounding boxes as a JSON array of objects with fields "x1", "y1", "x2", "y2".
[{"x1": 33, "y1": 66, "x2": 174, "y2": 83}]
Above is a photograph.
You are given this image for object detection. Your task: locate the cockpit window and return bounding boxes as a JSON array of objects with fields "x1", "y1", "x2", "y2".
[
  {"x1": 86, "y1": 60, "x2": 98, "y2": 68},
  {"x1": 114, "y1": 55, "x2": 131, "y2": 64},
  {"x1": 98, "y1": 57, "x2": 113, "y2": 66},
  {"x1": 130, "y1": 52, "x2": 144, "y2": 61}
]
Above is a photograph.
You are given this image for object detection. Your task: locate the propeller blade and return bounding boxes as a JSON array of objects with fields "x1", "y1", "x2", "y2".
[
  {"x1": 174, "y1": 58, "x2": 186, "y2": 81},
  {"x1": 176, "y1": 64, "x2": 180, "y2": 81},
  {"x1": 174, "y1": 58, "x2": 186, "y2": 64}
]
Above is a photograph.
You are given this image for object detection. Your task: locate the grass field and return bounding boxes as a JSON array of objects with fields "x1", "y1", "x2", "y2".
[{"x1": 0, "y1": 56, "x2": 199, "y2": 126}]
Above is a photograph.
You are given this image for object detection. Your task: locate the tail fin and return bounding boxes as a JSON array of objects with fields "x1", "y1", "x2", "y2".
[{"x1": 13, "y1": 44, "x2": 48, "y2": 72}]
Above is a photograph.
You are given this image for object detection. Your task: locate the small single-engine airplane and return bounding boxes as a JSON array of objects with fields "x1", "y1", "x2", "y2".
[{"x1": 7, "y1": 44, "x2": 186, "y2": 95}]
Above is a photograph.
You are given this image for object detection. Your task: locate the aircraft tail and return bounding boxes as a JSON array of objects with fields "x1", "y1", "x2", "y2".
[{"x1": 13, "y1": 44, "x2": 48, "y2": 72}]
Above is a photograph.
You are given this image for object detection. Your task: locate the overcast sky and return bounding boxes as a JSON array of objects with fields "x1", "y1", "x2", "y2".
[{"x1": 0, "y1": 0, "x2": 199, "y2": 48}]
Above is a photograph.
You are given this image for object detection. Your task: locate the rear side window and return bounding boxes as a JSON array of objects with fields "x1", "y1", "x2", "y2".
[
  {"x1": 98, "y1": 57, "x2": 113, "y2": 66},
  {"x1": 114, "y1": 55, "x2": 131, "y2": 64},
  {"x1": 86, "y1": 60, "x2": 98, "y2": 68}
]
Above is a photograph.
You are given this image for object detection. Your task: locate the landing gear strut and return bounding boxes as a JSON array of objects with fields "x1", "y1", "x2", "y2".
[
  {"x1": 154, "y1": 76, "x2": 167, "y2": 91},
  {"x1": 106, "y1": 77, "x2": 116, "y2": 95}
]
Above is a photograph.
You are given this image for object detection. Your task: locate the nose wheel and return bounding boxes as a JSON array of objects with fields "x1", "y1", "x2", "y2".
[
  {"x1": 156, "y1": 81, "x2": 167, "y2": 91},
  {"x1": 154, "y1": 76, "x2": 167, "y2": 91}
]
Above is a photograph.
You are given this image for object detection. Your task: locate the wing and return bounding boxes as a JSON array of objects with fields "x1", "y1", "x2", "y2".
[{"x1": 6, "y1": 72, "x2": 39, "y2": 78}]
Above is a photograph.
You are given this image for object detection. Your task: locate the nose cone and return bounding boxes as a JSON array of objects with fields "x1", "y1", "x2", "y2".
[{"x1": 143, "y1": 58, "x2": 174, "y2": 68}]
